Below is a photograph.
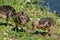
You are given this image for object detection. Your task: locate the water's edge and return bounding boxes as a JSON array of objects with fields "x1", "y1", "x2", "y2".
[{"x1": 41, "y1": 0, "x2": 60, "y2": 14}]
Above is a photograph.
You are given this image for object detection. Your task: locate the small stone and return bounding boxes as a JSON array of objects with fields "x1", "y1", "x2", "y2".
[
  {"x1": 18, "y1": 27, "x2": 21, "y2": 30},
  {"x1": 10, "y1": 39, "x2": 13, "y2": 40},
  {"x1": 3, "y1": 37, "x2": 6, "y2": 40},
  {"x1": 3, "y1": 32, "x2": 8, "y2": 36},
  {"x1": 30, "y1": 18, "x2": 33, "y2": 20},
  {"x1": 27, "y1": 0, "x2": 31, "y2": 2}
]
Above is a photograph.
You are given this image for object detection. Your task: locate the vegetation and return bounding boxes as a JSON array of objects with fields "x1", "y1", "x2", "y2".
[{"x1": 0, "y1": 0, "x2": 60, "y2": 40}]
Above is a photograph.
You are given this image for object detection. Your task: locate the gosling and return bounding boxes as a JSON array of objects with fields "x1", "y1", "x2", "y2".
[
  {"x1": 32, "y1": 17, "x2": 56, "y2": 36},
  {"x1": 0, "y1": 5, "x2": 16, "y2": 26}
]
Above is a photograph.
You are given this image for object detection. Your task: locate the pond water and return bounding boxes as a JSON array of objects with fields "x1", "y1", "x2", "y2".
[{"x1": 41, "y1": 0, "x2": 60, "y2": 14}]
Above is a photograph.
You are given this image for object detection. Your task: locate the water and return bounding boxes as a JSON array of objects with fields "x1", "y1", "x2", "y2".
[{"x1": 40, "y1": 0, "x2": 60, "y2": 14}]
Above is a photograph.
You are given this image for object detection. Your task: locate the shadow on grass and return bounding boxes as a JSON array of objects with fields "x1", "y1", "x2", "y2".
[
  {"x1": 12, "y1": 27, "x2": 48, "y2": 36},
  {"x1": 30, "y1": 31, "x2": 48, "y2": 36},
  {"x1": 11, "y1": 27, "x2": 26, "y2": 32},
  {"x1": 0, "y1": 22, "x2": 13, "y2": 26}
]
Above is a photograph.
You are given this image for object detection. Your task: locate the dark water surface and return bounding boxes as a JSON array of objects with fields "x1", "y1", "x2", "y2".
[{"x1": 41, "y1": 0, "x2": 60, "y2": 14}]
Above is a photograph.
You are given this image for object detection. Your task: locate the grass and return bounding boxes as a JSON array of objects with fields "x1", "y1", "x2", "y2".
[{"x1": 0, "y1": 0, "x2": 60, "y2": 40}]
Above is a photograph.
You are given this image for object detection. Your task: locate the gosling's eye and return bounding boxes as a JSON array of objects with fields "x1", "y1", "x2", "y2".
[{"x1": 20, "y1": 17, "x2": 23, "y2": 19}]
